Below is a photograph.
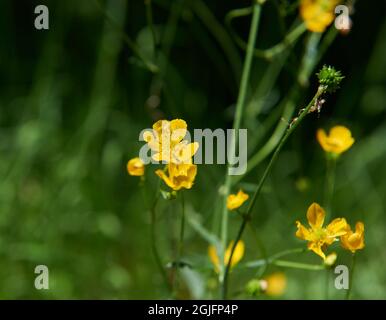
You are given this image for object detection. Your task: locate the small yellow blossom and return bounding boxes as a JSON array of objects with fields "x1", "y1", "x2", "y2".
[
  {"x1": 341, "y1": 222, "x2": 365, "y2": 253},
  {"x1": 227, "y1": 190, "x2": 249, "y2": 211},
  {"x1": 324, "y1": 252, "x2": 337, "y2": 266},
  {"x1": 208, "y1": 241, "x2": 245, "y2": 273},
  {"x1": 127, "y1": 157, "x2": 145, "y2": 176},
  {"x1": 143, "y1": 119, "x2": 199, "y2": 164},
  {"x1": 317, "y1": 126, "x2": 355, "y2": 155},
  {"x1": 300, "y1": 0, "x2": 340, "y2": 33},
  {"x1": 261, "y1": 273, "x2": 287, "y2": 297},
  {"x1": 295, "y1": 202, "x2": 348, "y2": 260},
  {"x1": 155, "y1": 163, "x2": 197, "y2": 191}
]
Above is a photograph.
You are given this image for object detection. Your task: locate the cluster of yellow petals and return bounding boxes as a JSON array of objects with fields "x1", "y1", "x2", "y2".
[
  {"x1": 300, "y1": 0, "x2": 340, "y2": 33},
  {"x1": 144, "y1": 119, "x2": 199, "y2": 191},
  {"x1": 295, "y1": 203, "x2": 348, "y2": 260},
  {"x1": 317, "y1": 125, "x2": 355, "y2": 155},
  {"x1": 155, "y1": 163, "x2": 197, "y2": 191},
  {"x1": 341, "y1": 222, "x2": 365, "y2": 253},
  {"x1": 296, "y1": 203, "x2": 365, "y2": 259},
  {"x1": 127, "y1": 157, "x2": 145, "y2": 176},
  {"x1": 208, "y1": 241, "x2": 245, "y2": 273},
  {"x1": 143, "y1": 119, "x2": 199, "y2": 164},
  {"x1": 226, "y1": 189, "x2": 249, "y2": 211}
]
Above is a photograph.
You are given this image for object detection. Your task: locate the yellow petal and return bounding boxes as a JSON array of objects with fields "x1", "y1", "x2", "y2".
[
  {"x1": 306, "y1": 202, "x2": 325, "y2": 229},
  {"x1": 317, "y1": 129, "x2": 333, "y2": 152},
  {"x1": 355, "y1": 221, "x2": 365, "y2": 235},
  {"x1": 307, "y1": 241, "x2": 326, "y2": 260},
  {"x1": 329, "y1": 126, "x2": 355, "y2": 154},
  {"x1": 224, "y1": 240, "x2": 245, "y2": 268},
  {"x1": 170, "y1": 119, "x2": 187, "y2": 143},
  {"x1": 155, "y1": 168, "x2": 176, "y2": 190},
  {"x1": 226, "y1": 190, "x2": 249, "y2": 211},
  {"x1": 264, "y1": 273, "x2": 287, "y2": 297},
  {"x1": 208, "y1": 245, "x2": 220, "y2": 273},
  {"x1": 327, "y1": 218, "x2": 348, "y2": 237},
  {"x1": 295, "y1": 221, "x2": 312, "y2": 241}
]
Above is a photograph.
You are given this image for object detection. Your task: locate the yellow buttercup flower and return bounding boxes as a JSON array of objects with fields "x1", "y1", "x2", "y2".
[
  {"x1": 208, "y1": 240, "x2": 245, "y2": 273},
  {"x1": 261, "y1": 273, "x2": 287, "y2": 297},
  {"x1": 227, "y1": 190, "x2": 249, "y2": 211},
  {"x1": 143, "y1": 119, "x2": 199, "y2": 164},
  {"x1": 317, "y1": 126, "x2": 355, "y2": 155},
  {"x1": 341, "y1": 222, "x2": 365, "y2": 253},
  {"x1": 127, "y1": 157, "x2": 145, "y2": 176},
  {"x1": 295, "y1": 202, "x2": 348, "y2": 260},
  {"x1": 300, "y1": 0, "x2": 340, "y2": 33},
  {"x1": 155, "y1": 163, "x2": 197, "y2": 191}
]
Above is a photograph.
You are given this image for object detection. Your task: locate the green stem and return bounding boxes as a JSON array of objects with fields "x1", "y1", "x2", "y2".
[
  {"x1": 325, "y1": 269, "x2": 330, "y2": 300},
  {"x1": 94, "y1": 0, "x2": 158, "y2": 73},
  {"x1": 346, "y1": 253, "x2": 357, "y2": 299},
  {"x1": 145, "y1": 0, "x2": 158, "y2": 51},
  {"x1": 324, "y1": 156, "x2": 337, "y2": 219},
  {"x1": 273, "y1": 260, "x2": 325, "y2": 271},
  {"x1": 219, "y1": 3, "x2": 262, "y2": 287},
  {"x1": 150, "y1": 195, "x2": 171, "y2": 292},
  {"x1": 190, "y1": 0, "x2": 242, "y2": 82},
  {"x1": 298, "y1": 32, "x2": 322, "y2": 86},
  {"x1": 226, "y1": 9, "x2": 306, "y2": 61},
  {"x1": 173, "y1": 192, "x2": 186, "y2": 297},
  {"x1": 222, "y1": 86, "x2": 326, "y2": 299}
]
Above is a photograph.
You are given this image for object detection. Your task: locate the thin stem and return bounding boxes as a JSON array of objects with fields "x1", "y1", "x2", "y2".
[
  {"x1": 145, "y1": 0, "x2": 158, "y2": 52},
  {"x1": 298, "y1": 32, "x2": 322, "y2": 86},
  {"x1": 346, "y1": 253, "x2": 357, "y2": 299},
  {"x1": 190, "y1": 0, "x2": 242, "y2": 82},
  {"x1": 226, "y1": 10, "x2": 306, "y2": 61},
  {"x1": 222, "y1": 87, "x2": 325, "y2": 299},
  {"x1": 325, "y1": 269, "x2": 330, "y2": 300},
  {"x1": 150, "y1": 195, "x2": 172, "y2": 292},
  {"x1": 219, "y1": 3, "x2": 262, "y2": 287},
  {"x1": 94, "y1": 0, "x2": 159, "y2": 73},
  {"x1": 273, "y1": 260, "x2": 325, "y2": 271},
  {"x1": 173, "y1": 192, "x2": 186, "y2": 297},
  {"x1": 324, "y1": 156, "x2": 337, "y2": 219}
]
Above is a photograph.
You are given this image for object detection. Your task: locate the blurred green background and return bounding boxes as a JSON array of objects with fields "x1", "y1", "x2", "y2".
[{"x1": 0, "y1": 0, "x2": 385, "y2": 299}]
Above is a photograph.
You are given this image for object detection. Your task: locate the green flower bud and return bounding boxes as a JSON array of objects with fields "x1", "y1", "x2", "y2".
[{"x1": 245, "y1": 279, "x2": 262, "y2": 296}]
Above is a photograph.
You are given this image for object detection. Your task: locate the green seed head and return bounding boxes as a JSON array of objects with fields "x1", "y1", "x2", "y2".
[{"x1": 317, "y1": 65, "x2": 344, "y2": 93}]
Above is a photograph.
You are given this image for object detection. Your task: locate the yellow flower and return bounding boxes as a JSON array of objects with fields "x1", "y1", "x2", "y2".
[
  {"x1": 317, "y1": 126, "x2": 355, "y2": 155},
  {"x1": 295, "y1": 202, "x2": 348, "y2": 260},
  {"x1": 341, "y1": 221, "x2": 365, "y2": 253},
  {"x1": 143, "y1": 119, "x2": 199, "y2": 164},
  {"x1": 208, "y1": 241, "x2": 245, "y2": 273},
  {"x1": 300, "y1": 0, "x2": 340, "y2": 33},
  {"x1": 155, "y1": 163, "x2": 197, "y2": 191},
  {"x1": 227, "y1": 190, "x2": 249, "y2": 211},
  {"x1": 261, "y1": 273, "x2": 287, "y2": 297},
  {"x1": 127, "y1": 157, "x2": 145, "y2": 176}
]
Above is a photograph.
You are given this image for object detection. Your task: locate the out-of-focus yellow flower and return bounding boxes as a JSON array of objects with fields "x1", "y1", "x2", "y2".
[
  {"x1": 208, "y1": 240, "x2": 245, "y2": 273},
  {"x1": 155, "y1": 163, "x2": 197, "y2": 191},
  {"x1": 227, "y1": 190, "x2": 249, "y2": 211},
  {"x1": 341, "y1": 222, "x2": 365, "y2": 253},
  {"x1": 317, "y1": 126, "x2": 354, "y2": 156},
  {"x1": 300, "y1": 0, "x2": 340, "y2": 33},
  {"x1": 295, "y1": 202, "x2": 348, "y2": 260},
  {"x1": 143, "y1": 119, "x2": 199, "y2": 164},
  {"x1": 127, "y1": 157, "x2": 145, "y2": 176},
  {"x1": 324, "y1": 252, "x2": 337, "y2": 266},
  {"x1": 261, "y1": 273, "x2": 287, "y2": 297}
]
